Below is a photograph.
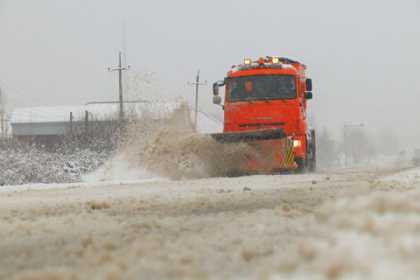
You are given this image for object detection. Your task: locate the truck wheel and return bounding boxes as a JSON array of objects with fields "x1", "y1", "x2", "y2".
[
  {"x1": 308, "y1": 130, "x2": 317, "y2": 172},
  {"x1": 295, "y1": 157, "x2": 306, "y2": 174},
  {"x1": 308, "y1": 156, "x2": 316, "y2": 172}
]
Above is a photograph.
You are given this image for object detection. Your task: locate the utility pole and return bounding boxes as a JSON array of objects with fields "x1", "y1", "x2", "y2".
[
  {"x1": 188, "y1": 70, "x2": 207, "y2": 130},
  {"x1": 69, "y1": 112, "x2": 73, "y2": 135},
  {"x1": 108, "y1": 51, "x2": 130, "y2": 122}
]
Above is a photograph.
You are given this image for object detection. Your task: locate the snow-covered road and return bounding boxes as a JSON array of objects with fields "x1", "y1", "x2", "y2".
[{"x1": 1, "y1": 167, "x2": 419, "y2": 279}]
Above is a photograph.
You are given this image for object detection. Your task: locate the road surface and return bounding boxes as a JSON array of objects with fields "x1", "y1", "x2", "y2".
[{"x1": 1, "y1": 166, "x2": 419, "y2": 280}]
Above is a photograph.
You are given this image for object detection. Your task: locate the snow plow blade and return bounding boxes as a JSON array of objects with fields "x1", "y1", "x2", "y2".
[
  {"x1": 209, "y1": 128, "x2": 295, "y2": 173},
  {"x1": 209, "y1": 129, "x2": 286, "y2": 143}
]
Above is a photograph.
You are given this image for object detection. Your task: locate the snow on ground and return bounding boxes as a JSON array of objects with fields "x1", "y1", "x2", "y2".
[
  {"x1": 82, "y1": 153, "x2": 162, "y2": 183},
  {"x1": 381, "y1": 167, "x2": 420, "y2": 184},
  {"x1": 0, "y1": 175, "x2": 167, "y2": 194},
  {"x1": 276, "y1": 180, "x2": 420, "y2": 280},
  {"x1": 2, "y1": 167, "x2": 420, "y2": 279}
]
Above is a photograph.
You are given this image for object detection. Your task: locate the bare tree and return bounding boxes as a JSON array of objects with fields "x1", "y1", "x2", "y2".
[
  {"x1": 342, "y1": 126, "x2": 375, "y2": 164},
  {"x1": 317, "y1": 127, "x2": 338, "y2": 168}
]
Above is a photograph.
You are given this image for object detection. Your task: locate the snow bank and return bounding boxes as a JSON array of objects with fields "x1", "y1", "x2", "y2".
[{"x1": 273, "y1": 187, "x2": 420, "y2": 279}]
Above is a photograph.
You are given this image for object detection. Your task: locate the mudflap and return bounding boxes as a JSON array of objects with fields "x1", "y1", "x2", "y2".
[{"x1": 209, "y1": 129, "x2": 296, "y2": 174}]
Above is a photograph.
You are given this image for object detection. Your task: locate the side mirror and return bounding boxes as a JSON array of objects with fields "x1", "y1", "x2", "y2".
[
  {"x1": 212, "y1": 80, "x2": 225, "y2": 105},
  {"x1": 306, "y1": 78, "x2": 313, "y2": 92},
  {"x1": 305, "y1": 92, "x2": 313, "y2": 100},
  {"x1": 213, "y1": 95, "x2": 222, "y2": 105},
  {"x1": 212, "y1": 80, "x2": 224, "y2": 95},
  {"x1": 212, "y1": 82, "x2": 220, "y2": 96}
]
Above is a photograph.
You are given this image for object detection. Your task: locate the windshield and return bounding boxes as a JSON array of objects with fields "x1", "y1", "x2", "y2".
[{"x1": 226, "y1": 75, "x2": 296, "y2": 102}]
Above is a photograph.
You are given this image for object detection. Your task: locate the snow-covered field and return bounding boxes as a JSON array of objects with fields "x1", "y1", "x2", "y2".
[
  {"x1": 0, "y1": 146, "x2": 111, "y2": 186},
  {"x1": 1, "y1": 165, "x2": 419, "y2": 279}
]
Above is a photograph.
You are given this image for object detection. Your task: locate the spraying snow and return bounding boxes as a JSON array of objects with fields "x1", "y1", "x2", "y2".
[
  {"x1": 83, "y1": 103, "x2": 254, "y2": 181},
  {"x1": 82, "y1": 153, "x2": 158, "y2": 183}
]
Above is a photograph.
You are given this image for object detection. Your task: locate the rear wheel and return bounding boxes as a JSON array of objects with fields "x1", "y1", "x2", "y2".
[
  {"x1": 307, "y1": 130, "x2": 317, "y2": 172},
  {"x1": 295, "y1": 157, "x2": 306, "y2": 174}
]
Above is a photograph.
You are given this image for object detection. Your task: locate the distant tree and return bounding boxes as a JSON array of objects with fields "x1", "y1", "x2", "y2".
[
  {"x1": 375, "y1": 128, "x2": 400, "y2": 156},
  {"x1": 342, "y1": 126, "x2": 376, "y2": 164},
  {"x1": 317, "y1": 127, "x2": 338, "y2": 168}
]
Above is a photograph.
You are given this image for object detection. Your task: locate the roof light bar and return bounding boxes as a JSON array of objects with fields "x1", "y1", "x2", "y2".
[{"x1": 244, "y1": 58, "x2": 252, "y2": 65}]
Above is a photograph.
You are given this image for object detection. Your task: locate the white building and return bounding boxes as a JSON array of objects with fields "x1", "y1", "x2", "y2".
[{"x1": 10, "y1": 101, "x2": 222, "y2": 145}]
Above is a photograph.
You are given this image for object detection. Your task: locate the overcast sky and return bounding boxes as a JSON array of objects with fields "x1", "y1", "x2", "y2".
[{"x1": 1, "y1": 0, "x2": 419, "y2": 145}]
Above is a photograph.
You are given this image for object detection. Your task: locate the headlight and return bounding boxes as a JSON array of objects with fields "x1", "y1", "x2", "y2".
[
  {"x1": 272, "y1": 56, "x2": 280, "y2": 64},
  {"x1": 293, "y1": 140, "x2": 302, "y2": 148},
  {"x1": 244, "y1": 58, "x2": 252, "y2": 65}
]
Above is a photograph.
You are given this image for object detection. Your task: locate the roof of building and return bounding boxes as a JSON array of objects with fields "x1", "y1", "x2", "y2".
[
  {"x1": 10, "y1": 101, "x2": 182, "y2": 124},
  {"x1": 10, "y1": 101, "x2": 223, "y2": 136}
]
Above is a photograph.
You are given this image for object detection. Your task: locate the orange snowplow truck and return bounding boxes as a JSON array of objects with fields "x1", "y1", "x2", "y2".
[{"x1": 211, "y1": 56, "x2": 316, "y2": 173}]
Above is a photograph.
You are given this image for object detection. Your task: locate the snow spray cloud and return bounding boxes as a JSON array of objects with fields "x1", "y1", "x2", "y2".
[{"x1": 119, "y1": 103, "x2": 255, "y2": 180}]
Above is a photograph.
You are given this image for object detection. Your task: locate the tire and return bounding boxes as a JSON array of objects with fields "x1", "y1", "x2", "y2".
[
  {"x1": 295, "y1": 157, "x2": 306, "y2": 174},
  {"x1": 308, "y1": 130, "x2": 317, "y2": 172}
]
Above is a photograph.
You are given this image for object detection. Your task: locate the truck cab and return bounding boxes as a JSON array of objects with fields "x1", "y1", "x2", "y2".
[{"x1": 212, "y1": 56, "x2": 316, "y2": 172}]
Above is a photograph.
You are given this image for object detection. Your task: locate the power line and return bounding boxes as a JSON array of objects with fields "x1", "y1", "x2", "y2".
[
  {"x1": 197, "y1": 109, "x2": 222, "y2": 124},
  {"x1": 85, "y1": 99, "x2": 150, "y2": 105}
]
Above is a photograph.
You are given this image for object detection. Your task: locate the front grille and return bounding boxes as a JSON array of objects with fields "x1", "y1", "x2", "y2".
[{"x1": 239, "y1": 122, "x2": 285, "y2": 128}]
